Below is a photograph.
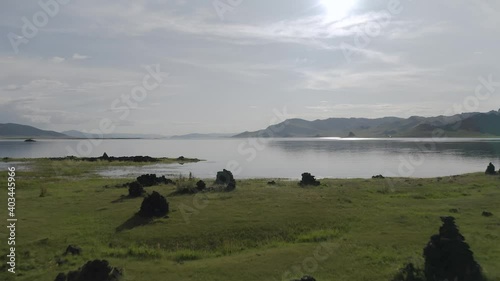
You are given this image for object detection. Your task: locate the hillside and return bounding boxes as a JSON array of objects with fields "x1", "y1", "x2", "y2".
[
  {"x1": 234, "y1": 110, "x2": 500, "y2": 138},
  {"x1": 62, "y1": 130, "x2": 166, "y2": 139},
  {"x1": 0, "y1": 123, "x2": 68, "y2": 138}
]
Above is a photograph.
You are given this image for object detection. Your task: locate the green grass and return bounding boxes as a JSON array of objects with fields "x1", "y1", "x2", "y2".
[{"x1": 0, "y1": 159, "x2": 499, "y2": 280}]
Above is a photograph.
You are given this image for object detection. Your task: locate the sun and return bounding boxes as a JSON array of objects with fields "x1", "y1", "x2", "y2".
[{"x1": 320, "y1": 0, "x2": 357, "y2": 21}]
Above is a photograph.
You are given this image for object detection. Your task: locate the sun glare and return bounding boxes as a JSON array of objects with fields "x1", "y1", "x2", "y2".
[{"x1": 320, "y1": 0, "x2": 357, "y2": 21}]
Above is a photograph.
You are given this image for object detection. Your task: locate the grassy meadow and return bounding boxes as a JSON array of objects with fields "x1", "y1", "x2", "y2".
[{"x1": 1, "y1": 159, "x2": 499, "y2": 281}]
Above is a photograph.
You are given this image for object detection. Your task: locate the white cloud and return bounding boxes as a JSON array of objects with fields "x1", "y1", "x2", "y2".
[
  {"x1": 51, "y1": 56, "x2": 65, "y2": 63},
  {"x1": 72, "y1": 53, "x2": 90, "y2": 60}
]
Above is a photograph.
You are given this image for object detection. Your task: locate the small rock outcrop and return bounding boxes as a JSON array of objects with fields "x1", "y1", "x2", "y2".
[
  {"x1": 423, "y1": 216, "x2": 484, "y2": 281},
  {"x1": 485, "y1": 162, "x2": 496, "y2": 175},
  {"x1": 346, "y1": 131, "x2": 356, "y2": 138},
  {"x1": 214, "y1": 169, "x2": 236, "y2": 191},
  {"x1": 196, "y1": 180, "x2": 206, "y2": 191},
  {"x1": 128, "y1": 182, "x2": 144, "y2": 197},
  {"x1": 482, "y1": 211, "x2": 493, "y2": 217},
  {"x1": 299, "y1": 173, "x2": 320, "y2": 186},
  {"x1": 138, "y1": 191, "x2": 169, "y2": 218},
  {"x1": 55, "y1": 259, "x2": 123, "y2": 281},
  {"x1": 64, "y1": 245, "x2": 81, "y2": 256},
  {"x1": 136, "y1": 174, "x2": 173, "y2": 187}
]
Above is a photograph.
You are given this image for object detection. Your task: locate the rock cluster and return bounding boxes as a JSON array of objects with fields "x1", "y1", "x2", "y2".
[
  {"x1": 299, "y1": 173, "x2": 320, "y2": 186},
  {"x1": 136, "y1": 174, "x2": 173, "y2": 187}
]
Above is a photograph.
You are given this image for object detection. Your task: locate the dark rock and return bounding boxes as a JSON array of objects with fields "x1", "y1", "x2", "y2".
[
  {"x1": 139, "y1": 191, "x2": 169, "y2": 218},
  {"x1": 66, "y1": 271, "x2": 79, "y2": 281},
  {"x1": 346, "y1": 131, "x2": 356, "y2": 138},
  {"x1": 64, "y1": 245, "x2": 81, "y2": 256},
  {"x1": 101, "y1": 152, "x2": 109, "y2": 160},
  {"x1": 136, "y1": 174, "x2": 173, "y2": 187},
  {"x1": 485, "y1": 162, "x2": 496, "y2": 175},
  {"x1": 128, "y1": 181, "x2": 144, "y2": 197},
  {"x1": 196, "y1": 180, "x2": 206, "y2": 191},
  {"x1": 215, "y1": 169, "x2": 236, "y2": 191},
  {"x1": 299, "y1": 173, "x2": 320, "y2": 186},
  {"x1": 372, "y1": 174, "x2": 385, "y2": 179},
  {"x1": 62, "y1": 259, "x2": 123, "y2": 281},
  {"x1": 482, "y1": 211, "x2": 493, "y2": 217},
  {"x1": 291, "y1": 276, "x2": 316, "y2": 281},
  {"x1": 423, "y1": 216, "x2": 484, "y2": 281},
  {"x1": 267, "y1": 180, "x2": 276, "y2": 185},
  {"x1": 54, "y1": 273, "x2": 66, "y2": 281}
]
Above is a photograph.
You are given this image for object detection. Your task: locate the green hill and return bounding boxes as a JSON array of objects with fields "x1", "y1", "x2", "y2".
[
  {"x1": 234, "y1": 110, "x2": 500, "y2": 138},
  {"x1": 0, "y1": 123, "x2": 68, "y2": 138}
]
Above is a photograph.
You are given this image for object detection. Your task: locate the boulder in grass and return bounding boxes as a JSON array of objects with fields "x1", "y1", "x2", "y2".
[
  {"x1": 423, "y1": 216, "x2": 484, "y2": 281},
  {"x1": 64, "y1": 245, "x2": 81, "y2": 256},
  {"x1": 196, "y1": 180, "x2": 206, "y2": 191},
  {"x1": 482, "y1": 211, "x2": 493, "y2": 217},
  {"x1": 56, "y1": 259, "x2": 123, "y2": 281},
  {"x1": 138, "y1": 191, "x2": 169, "y2": 218},
  {"x1": 299, "y1": 173, "x2": 320, "y2": 186},
  {"x1": 128, "y1": 181, "x2": 144, "y2": 197},
  {"x1": 215, "y1": 169, "x2": 236, "y2": 191},
  {"x1": 485, "y1": 162, "x2": 496, "y2": 175}
]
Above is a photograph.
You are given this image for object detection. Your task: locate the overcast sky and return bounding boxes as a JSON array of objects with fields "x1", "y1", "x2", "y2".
[{"x1": 0, "y1": 0, "x2": 499, "y2": 135}]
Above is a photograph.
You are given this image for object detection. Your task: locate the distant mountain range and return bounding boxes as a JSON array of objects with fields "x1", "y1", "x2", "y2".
[
  {"x1": 0, "y1": 123, "x2": 67, "y2": 138},
  {"x1": 233, "y1": 110, "x2": 500, "y2": 138},
  {"x1": 169, "y1": 133, "x2": 234, "y2": 139},
  {"x1": 2, "y1": 110, "x2": 500, "y2": 139},
  {"x1": 0, "y1": 124, "x2": 231, "y2": 139},
  {"x1": 62, "y1": 130, "x2": 166, "y2": 139}
]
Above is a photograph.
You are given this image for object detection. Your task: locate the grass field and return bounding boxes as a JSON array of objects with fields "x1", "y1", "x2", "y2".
[{"x1": 0, "y1": 159, "x2": 499, "y2": 281}]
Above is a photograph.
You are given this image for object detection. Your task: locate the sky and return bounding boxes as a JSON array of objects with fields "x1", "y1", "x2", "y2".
[{"x1": 0, "y1": 0, "x2": 499, "y2": 135}]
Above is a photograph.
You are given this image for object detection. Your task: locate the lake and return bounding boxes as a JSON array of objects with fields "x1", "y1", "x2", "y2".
[{"x1": 1, "y1": 138, "x2": 500, "y2": 179}]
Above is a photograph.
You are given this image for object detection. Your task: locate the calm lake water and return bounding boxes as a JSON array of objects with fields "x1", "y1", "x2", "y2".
[{"x1": 1, "y1": 138, "x2": 500, "y2": 179}]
